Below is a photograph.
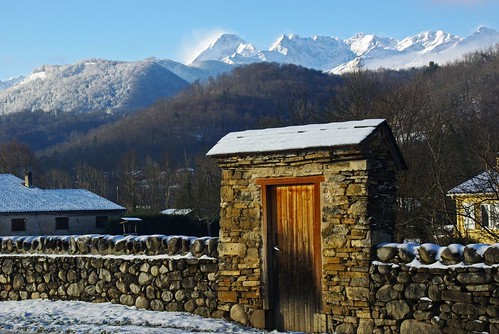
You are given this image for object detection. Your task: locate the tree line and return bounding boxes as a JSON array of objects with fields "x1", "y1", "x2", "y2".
[{"x1": 1, "y1": 47, "x2": 498, "y2": 242}]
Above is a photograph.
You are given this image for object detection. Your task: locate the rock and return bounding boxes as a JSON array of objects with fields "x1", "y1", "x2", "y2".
[
  {"x1": 377, "y1": 246, "x2": 398, "y2": 262},
  {"x1": 419, "y1": 244, "x2": 439, "y2": 264},
  {"x1": 463, "y1": 246, "x2": 484, "y2": 264},
  {"x1": 88, "y1": 271, "x2": 98, "y2": 285},
  {"x1": 154, "y1": 274, "x2": 170, "y2": 289},
  {"x1": 99, "y1": 268, "x2": 112, "y2": 282},
  {"x1": 191, "y1": 239, "x2": 205, "y2": 255},
  {"x1": 230, "y1": 304, "x2": 248, "y2": 325},
  {"x1": 145, "y1": 285, "x2": 156, "y2": 299},
  {"x1": 376, "y1": 285, "x2": 398, "y2": 302},
  {"x1": 207, "y1": 238, "x2": 218, "y2": 257},
  {"x1": 440, "y1": 245, "x2": 463, "y2": 265},
  {"x1": 67, "y1": 269, "x2": 79, "y2": 282},
  {"x1": 145, "y1": 237, "x2": 162, "y2": 254},
  {"x1": 12, "y1": 274, "x2": 25, "y2": 290},
  {"x1": 386, "y1": 300, "x2": 411, "y2": 319},
  {"x1": 130, "y1": 283, "x2": 141, "y2": 294},
  {"x1": 358, "y1": 319, "x2": 374, "y2": 334},
  {"x1": 119, "y1": 294, "x2": 135, "y2": 306},
  {"x1": 67, "y1": 282, "x2": 84, "y2": 297},
  {"x1": 483, "y1": 246, "x2": 499, "y2": 265},
  {"x1": 451, "y1": 302, "x2": 482, "y2": 315},
  {"x1": 139, "y1": 263, "x2": 150, "y2": 273},
  {"x1": 335, "y1": 323, "x2": 355, "y2": 334},
  {"x1": 76, "y1": 237, "x2": 90, "y2": 253},
  {"x1": 138, "y1": 272, "x2": 152, "y2": 286},
  {"x1": 181, "y1": 239, "x2": 191, "y2": 254},
  {"x1": 175, "y1": 289, "x2": 188, "y2": 302},
  {"x1": 161, "y1": 291, "x2": 174, "y2": 302},
  {"x1": 398, "y1": 247, "x2": 416, "y2": 263},
  {"x1": 400, "y1": 319, "x2": 443, "y2": 334},
  {"x1": 167, "y1": 238, "x2": 179, "y2": 255},
  {"x1": 184, "y1": 299, "x2": 197, "y2": 312},
  {"x1": 150, "y1": 299, "x2": 164, "y2": 311},
  {"x1": 2, "y1": 259, "x2": 14, "y2": 275},
  {"x1": 456, "y1": 272, "x2": 492, "y2": 284},
  {"x1": 181, "y1": 277, "x2": 196, "y2": 289},
  {"x1": 404, "y1": 283, "x2": 427, "y2": 300},
  {"x1": 135, "y1": 296, "x2": 150, "y2": 309}
]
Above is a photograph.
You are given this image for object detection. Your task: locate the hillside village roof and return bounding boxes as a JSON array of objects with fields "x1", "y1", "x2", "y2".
[
  {"x1": 447, "y1": 170, "x2": 499, "y2": 195},
  {"x1": 0, "y1": 174, "x2": 125, "y2": 214}
]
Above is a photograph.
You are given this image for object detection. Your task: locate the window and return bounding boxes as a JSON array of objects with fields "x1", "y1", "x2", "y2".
[
  {"x1": 96, "y1": 216, "x2": 108, "y2": 228},
  {"x1": 11, "y1": 218, "x2": 26, "y2": 231},
  {"x1": 463, "y1": 202, "x2": 475, "y2": 229},
  {"x1": 55, "y1": 217, "x2": 69, "y2": 230},
  {"x1": 481, "y1": 203, "x2": 499, "y2": 229}
]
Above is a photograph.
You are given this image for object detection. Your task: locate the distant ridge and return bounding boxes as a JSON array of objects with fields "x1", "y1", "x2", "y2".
[{"x1": 0, "y1": 27, "x2": 497, "y2": 115}]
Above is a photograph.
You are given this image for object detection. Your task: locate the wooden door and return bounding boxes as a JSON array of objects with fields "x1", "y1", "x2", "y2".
[{"x1": 268, "y1": 183, "x2": 322, "y2": 332}]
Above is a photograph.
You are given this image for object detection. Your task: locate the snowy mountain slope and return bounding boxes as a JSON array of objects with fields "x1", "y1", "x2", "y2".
[
  {"x1": 0, "y1": 76, "x2": 24, "y2": 90},
  {"x1": 333, "y1": 27, "x2": 499, "y2": 73},
  {"x1": 0, "y1": 59, "x2": 189, "y2": 115}
]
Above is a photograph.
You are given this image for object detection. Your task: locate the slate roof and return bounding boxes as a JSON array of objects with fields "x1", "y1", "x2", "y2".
[
  {"x1": 0, "y1": 174, "x2": 125, "y2": 214},
  {"x1": 447, "y1": 170, "x2": 499, "y2": 195},
  {"x1": 206, "y1": 119, "x2": 387, "y2": 156}
]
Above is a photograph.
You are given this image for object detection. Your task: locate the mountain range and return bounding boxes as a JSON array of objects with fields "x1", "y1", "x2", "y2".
[{"x1": 0, "y1": 27, "x2": 497, "y2": 115}]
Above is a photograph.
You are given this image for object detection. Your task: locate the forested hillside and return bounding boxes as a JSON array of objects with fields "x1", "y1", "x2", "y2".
[{"x1": 1, "y1": 46, "x2": 498, "y2": 242}]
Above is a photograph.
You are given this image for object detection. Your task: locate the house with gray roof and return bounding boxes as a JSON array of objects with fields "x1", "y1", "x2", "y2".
[{"x1": 0, "y1": 173, "x2": 125, "y2": 236}]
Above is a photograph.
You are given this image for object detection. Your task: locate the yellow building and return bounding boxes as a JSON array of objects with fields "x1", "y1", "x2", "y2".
[{"x1": 447, "y1": 169, "x2": 499, "y2": 244}]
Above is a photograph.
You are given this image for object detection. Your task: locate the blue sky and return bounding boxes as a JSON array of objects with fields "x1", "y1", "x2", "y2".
[{"x1": 1, "y1": 0, "x2": 498, "y2": 80}]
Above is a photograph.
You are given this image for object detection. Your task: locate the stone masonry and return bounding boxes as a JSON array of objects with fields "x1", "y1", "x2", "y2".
[
  {"x1": 0, "y1": 235, "x2": 220, "y2": 317},
  {"x1": 372, "y1": 243, "x2": 499, "y2": 334},
  {"x1": 212, "y1": 127, "x2": 403, "y2": 332}
]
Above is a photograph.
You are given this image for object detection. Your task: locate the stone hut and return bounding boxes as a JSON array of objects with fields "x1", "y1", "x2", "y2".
[{"x1": 207, "y1": 119, "x2": 406, "y2": 333}]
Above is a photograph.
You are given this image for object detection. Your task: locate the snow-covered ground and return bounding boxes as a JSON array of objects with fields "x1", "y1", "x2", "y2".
[{"x1": 0, "y1": 300, "x2": 288, "y2": 334}]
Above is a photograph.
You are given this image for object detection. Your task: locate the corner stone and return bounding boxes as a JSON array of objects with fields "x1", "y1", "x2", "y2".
[{"x1": 230, "y1": 304, "x2": 249, "y2": 325}]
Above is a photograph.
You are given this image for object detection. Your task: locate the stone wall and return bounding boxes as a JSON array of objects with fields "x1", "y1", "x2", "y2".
[
  {"x1": 372, "y1": 243, "x2": 499, "y2": 334},
  {"x1": 0, "y1": 235, "x2": 221, "y2": 318}
]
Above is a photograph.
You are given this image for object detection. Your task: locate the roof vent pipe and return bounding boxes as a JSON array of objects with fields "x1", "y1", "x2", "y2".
[{"x1": 24, "y1": 171, "x2": 33, "y2": 188}]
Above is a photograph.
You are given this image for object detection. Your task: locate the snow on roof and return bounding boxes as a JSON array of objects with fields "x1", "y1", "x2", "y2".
[
  {"x1": 120, "y1": 217, "x2": 143, "y2": 222},
  {"x1": 206, "y1": 119, "x2": 386, "y2": 156},
  {"x1": 447, "y1": 170, "x2": 499, "y2": 195},
  {"x1": 0, "y1": 174, "x2": 125, "y2": 214},
  {"x1": 161, "y1": 208, "x2": 194, "y2": 215}
]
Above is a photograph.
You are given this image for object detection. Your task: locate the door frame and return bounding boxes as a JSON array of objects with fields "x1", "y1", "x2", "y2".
[{"x1": 256, "y1": 175, "x2": 324, "y2": 328}]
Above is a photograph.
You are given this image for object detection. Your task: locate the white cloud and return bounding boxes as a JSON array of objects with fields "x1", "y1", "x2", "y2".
[{"x1": 177, "y1": 28, "x2": 227, "y2": 64}]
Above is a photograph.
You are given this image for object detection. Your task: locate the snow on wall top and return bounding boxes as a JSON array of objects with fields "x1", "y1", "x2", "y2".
[
  {"x1": 0, "y1": 174, "x2": 125, "y2": 214},
  {"x1": 206, "y1": 119, "x2": 386, "y2": 156},
  {"x1": 447, "y1": 170, "x2": 499, "y2": 195}
]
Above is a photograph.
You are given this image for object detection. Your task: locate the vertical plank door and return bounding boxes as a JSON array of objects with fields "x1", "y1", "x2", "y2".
[{"x1": 270, "y1": 184, "x2": 322, "y2": 332}]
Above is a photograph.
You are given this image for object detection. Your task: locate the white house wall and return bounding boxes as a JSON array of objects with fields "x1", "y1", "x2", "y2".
[{"x1": 0, "y1": 213, "x2": 120, "y2": 236}]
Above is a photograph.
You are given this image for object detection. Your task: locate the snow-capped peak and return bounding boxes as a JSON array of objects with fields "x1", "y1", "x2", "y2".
[
  {"x1": 345, "y1": 33, "x2": 398, "y2": 57},
  {"x1": 396, "y1": 30, "x2": 462, "y2": 53},
  {"x1": 191, "y1": 33, "x2": 255, "y2": 64}
]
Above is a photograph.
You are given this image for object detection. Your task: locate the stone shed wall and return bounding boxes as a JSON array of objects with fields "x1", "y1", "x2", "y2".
[
  {"x1": 372, "y1": 243, "x2": 499, "y2": 334},
  {"x1": 215, "y1": 130, "x2": 400, "y2": 330},
  {"x1": 0, "y1": 235, "x2": 220, "y2": 318}
]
